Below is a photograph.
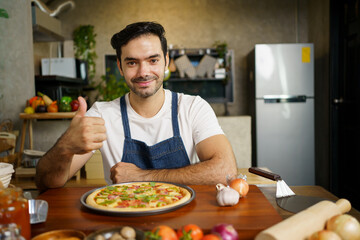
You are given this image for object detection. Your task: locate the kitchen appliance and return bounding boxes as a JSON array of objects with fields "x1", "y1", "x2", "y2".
[
  {"x1": 249, "y1": 43, "x2": 315, "y2": 186},
  {"x1": 41, "y1": 58, "x2": 88, "y2": 85}
]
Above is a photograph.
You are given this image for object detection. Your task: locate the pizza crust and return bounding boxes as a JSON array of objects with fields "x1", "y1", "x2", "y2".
[{"x1": 86, "y1": 182, "x2": 191, "y2": 212}]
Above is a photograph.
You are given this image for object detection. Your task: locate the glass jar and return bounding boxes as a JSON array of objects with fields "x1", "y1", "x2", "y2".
[
  {"x1": 0, "y1": 223, "x2": 26, "y2": 239},
  {"x1": 0, "y1": 188, "x2": 31, "y2": 240}
]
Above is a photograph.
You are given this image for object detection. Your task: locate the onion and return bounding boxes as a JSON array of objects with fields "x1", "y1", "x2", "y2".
[
  {"x1": 326, "y1": 214, "x2": 360, "y2": 240},
  {"x1": 308, "y1": 230, "x2": 341, "y2": 240},
  {"x1": 211, "y1": 223, "x2": 239, "y2": 240},
  {"x1": 229, "y1": 178, "x2": 249, "y2": 197}
]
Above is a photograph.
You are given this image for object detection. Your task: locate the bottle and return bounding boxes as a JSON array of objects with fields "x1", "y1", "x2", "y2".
[
  {"x1": 0, "y1": 188, "x2": 31, "y2": 240},
  {"x1": 0, "y1": 223, "x2": 26, "y2": 239}
]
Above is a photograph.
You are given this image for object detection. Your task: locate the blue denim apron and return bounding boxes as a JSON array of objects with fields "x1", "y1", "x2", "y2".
[{"x1": 120, "y1": 92, "x2": 191, "y2": 169}]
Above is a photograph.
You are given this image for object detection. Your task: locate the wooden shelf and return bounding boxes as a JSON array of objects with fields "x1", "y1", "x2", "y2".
[
  {"x1": 15, "y1": 167, "x2": 36, "y2": 177},
  {"x1": 168, "y1": 77, "x2": 226, "y2": 82},
  {"x1": 17, "y1": 112, "x2": 76, "y2": 168},
  {"x1": 19, "y1": 112, "x2": 76, "y2": 120},
  {"x1": 35, "y1": 75, "x2": 84, "y2": 84},
  {"x1": 33, "y1": 24, "x2": 64, "y2": 42}
]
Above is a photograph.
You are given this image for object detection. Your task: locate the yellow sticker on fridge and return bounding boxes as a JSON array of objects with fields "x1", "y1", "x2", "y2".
[{"x1": 302, "y1": 47, "x2": 311, "y2": 63}]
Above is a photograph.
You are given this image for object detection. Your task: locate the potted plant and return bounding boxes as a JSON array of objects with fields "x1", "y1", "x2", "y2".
[
  {"x1": 73, "y1": 25, "x2": 97, "y2": 83},
  {"x1": 95, "y1": 68, "x2": 129, "y2": 101},
  {"x1": 0, "y1": 8, "x2": 9, "y2": 18},
  {"x1": 213, "y1": 41, "x2": 231, "y2": 84},
  {"x1": 213, "y1": 40, "x2": 227, "y2": 60}
]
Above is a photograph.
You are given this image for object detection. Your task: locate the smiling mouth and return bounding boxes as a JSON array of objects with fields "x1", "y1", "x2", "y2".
[
  {"x1": 136, "y1": 80, "x2": 153, "y2": 87},
  {"x1": 132, "y1": 76, "x2": 157, "y2": 87}
]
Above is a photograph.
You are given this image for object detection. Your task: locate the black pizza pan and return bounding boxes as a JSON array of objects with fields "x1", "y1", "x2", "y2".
[{"x1": 80, "y1": 181, "x2": 196, "y2": 216}]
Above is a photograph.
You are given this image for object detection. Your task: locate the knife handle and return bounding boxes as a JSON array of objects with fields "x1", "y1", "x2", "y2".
[{"x1": 248, "y1": 167, "x2": 282, "y2": 181}]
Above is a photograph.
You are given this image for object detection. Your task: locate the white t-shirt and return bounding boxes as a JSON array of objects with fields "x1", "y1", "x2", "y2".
[{"x1": 86, "y1": 89, "x2": 224, "y2": 184}]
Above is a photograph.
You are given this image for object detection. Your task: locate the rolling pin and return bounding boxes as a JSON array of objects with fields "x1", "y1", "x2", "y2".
[{"x1": 255, "y1": 198, "x2": 351, "y2": 240}]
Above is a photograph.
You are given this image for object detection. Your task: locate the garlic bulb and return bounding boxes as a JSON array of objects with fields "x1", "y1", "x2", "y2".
[{"x1": 216, "y1": 183, "x2": 240, "y2": 206}]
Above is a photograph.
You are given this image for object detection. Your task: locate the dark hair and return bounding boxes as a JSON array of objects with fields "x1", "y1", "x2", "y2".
[{"x1": 111, "y1": 22, "x2": 167, "y2": 68}]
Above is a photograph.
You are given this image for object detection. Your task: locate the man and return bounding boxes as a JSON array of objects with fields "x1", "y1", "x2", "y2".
[{"x1": 35, "y1": 22, "x2": 237, "y2": 191}]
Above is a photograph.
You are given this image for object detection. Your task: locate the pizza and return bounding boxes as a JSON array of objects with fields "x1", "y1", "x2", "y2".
[{"x1": 86, "y1": 182, "x2": 192, "y2": 212}]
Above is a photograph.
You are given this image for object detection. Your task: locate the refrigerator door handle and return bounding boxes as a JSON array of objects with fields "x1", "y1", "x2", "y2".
[{"x1": 263, "y1": 95, "x2": 307, "y2": 103}]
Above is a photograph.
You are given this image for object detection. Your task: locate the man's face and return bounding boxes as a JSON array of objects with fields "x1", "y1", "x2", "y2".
[{"x1": 118, "y1": 34, "x2": 168, "y2": 98}]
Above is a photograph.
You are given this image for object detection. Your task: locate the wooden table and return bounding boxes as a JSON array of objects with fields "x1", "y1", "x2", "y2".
[
  {"x1": 238, "y1": 168, "x2": 275, "y2": 185},
  {"x1": 32, "y1": 185, "x2": 283, "y2": 239},
  {"x1": 30, "y1": 184, "x2": 360, "y2": 239}
]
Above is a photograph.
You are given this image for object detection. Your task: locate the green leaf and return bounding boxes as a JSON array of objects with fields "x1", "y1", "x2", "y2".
[
  {"x1": 179, "y1": 229, "x2": 193, "y2": 240},
  {"x1": 99, "y1": 200, "x2": 116, "y2": 205},
  {"x1": 0, "y1": 9, "x2": 9, "y2": 18},
  {"x1": 106, "y1": 186, "x2": 117, "y2": 191},
  {"x1": 145, "y1": 229, "x2": 162, "y2": 240},
  {"x1": 73, "y1": 25, "x2": 97, "y2": 82},
  {"x1": 95, "y1": 70, "x2": 129, "y2": 101}
]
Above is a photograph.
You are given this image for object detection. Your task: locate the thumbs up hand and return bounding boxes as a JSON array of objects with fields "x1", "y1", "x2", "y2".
[
  {"x1": 60, "y1": 96, "x2": 107, "y2": 155},
  {"x1": 75, "y1": 95, "x2": 87, "y2": 118}
]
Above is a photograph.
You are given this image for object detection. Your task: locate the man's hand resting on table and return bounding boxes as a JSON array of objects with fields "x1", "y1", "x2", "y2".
[{"x1": 110, "y1": 162, "x2": 144, "y2": 183}]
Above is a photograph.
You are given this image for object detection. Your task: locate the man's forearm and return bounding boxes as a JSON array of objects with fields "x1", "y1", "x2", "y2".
[
  {"x1": 35, "y1": 97, "x2": 106, "y2": 192},
  {"x1": 112, "y1": 156, "x2": 237, "y2": 185},
  {"x1": 110, "y1": 135, "x2": 238, "y2": 185},
  {"x1": 144, "y1": 157, "x2": 237, "y2": 185},
  {"x1": 35, "y1": 137, "x2": 74, "y2": 192}
]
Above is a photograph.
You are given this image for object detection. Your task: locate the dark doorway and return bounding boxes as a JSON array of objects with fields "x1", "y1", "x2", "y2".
[{"x1": 330, "y1": 0, "x2": 360, "y2": 210}]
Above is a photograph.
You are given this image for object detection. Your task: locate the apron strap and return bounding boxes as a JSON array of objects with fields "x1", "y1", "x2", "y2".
[
  {"x1": 120, "y1": 96, "x2": 131, "y2": 139},
  {"x1": 171, "y1": 92, "x2": 181, "y2": 137}
]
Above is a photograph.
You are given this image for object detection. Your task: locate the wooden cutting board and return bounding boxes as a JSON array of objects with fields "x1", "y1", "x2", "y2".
[{"x1": 32, "y1": 185, "x2": 282, "y2": 239}]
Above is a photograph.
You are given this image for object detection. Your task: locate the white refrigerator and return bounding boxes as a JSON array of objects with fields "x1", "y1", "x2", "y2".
[{"x1": 249, "y1": 43, "x2": 315, "y2": 186}]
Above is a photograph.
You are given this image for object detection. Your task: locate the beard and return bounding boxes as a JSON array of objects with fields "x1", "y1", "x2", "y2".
[{"x1": 128, "y1": 75, "x2": 163, "y2": 98}]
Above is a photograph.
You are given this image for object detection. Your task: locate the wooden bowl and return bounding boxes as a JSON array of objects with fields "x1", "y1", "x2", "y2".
[{"x1": 32, "y1": 229, "x2": 86, "y2": 240}]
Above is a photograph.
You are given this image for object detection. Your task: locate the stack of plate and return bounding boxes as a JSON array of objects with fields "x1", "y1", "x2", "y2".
[
  {"x1": 22, "y1": 149, "x2": 45, "y2": 168},
  {"x1": 0, "y1": 162, "x2": 14, "y2": 188}
]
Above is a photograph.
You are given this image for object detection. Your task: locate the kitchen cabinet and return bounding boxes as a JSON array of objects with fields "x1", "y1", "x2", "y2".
[
  {"x1": 32, "y1": 6, "x2": 84, "y2": 100},
  {"x1": 33, "y1": 24, "x2": 64, "y2": 42},
  {"x1": 35, "y1": 75, "x2": 84, "y2": 103},
  {"x1": 165, "y1": 48, "x2": 234, "y2": 103},
  {"x1": 105, "y1": 48, "x2": 234, "y2": 104},
  {"x1": 32, "y1": 5, "x2": 64, "y2": 42}
]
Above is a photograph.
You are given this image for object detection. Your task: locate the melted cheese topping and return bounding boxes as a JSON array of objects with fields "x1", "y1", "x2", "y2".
[{"x1": 93, "y1": 182, "x2": 184, "y2": 209}]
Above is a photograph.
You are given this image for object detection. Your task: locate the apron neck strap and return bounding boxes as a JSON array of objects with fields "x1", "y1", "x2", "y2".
[
  {"x1": 171, "y1": 92, "x2": 181, "y2": 137},
  {"x1": 120, "y1": 96, "x2": 131, "y2": 139}
]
